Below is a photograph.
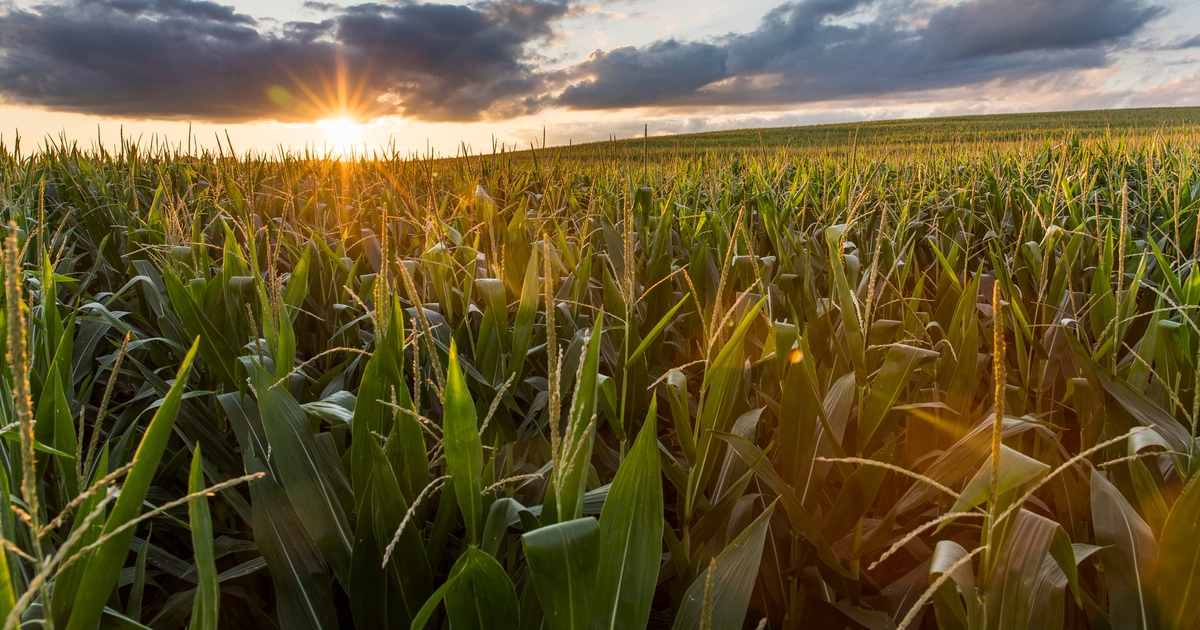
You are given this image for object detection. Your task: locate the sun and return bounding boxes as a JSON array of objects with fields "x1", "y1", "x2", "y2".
[
  {"x1": 268, "y1": 51, "x2": 385, "y2": 156},
  {"x1": 317, "y1": 116, "x2": 362, "y2": 145}
]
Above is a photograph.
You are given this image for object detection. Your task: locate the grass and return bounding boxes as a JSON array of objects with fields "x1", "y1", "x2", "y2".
[{"x1": 0, "y1": 106, "x2": 1199, "y2": 629}]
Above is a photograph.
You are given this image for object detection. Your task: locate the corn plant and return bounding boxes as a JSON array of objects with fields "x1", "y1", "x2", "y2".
[{"x1": 0, "y1": 110, "x2": 1198, "y2": 629}]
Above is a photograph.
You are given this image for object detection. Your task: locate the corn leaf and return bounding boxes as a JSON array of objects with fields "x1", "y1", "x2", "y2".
[
  {"x1": 1092, "y1": 469, "x2": 1158, "y2": 630},
  {"x1": 442, "y1": 548, "x2": 520, "y2": 630},
  {"x1": 64, "y1": 338, "x2": 200, "y2": 630},
  {"x1": 554, "y1": 314, "x2": 604, "y2": 523},
  {"x1": 1157, "y1": 470, "x2": 1200, "y2": 630},
  {"x1": 188, "y1": 447, "x2": 219, "y2": 630},
  {"x1": 252, "y1": 365, "x2": 353, "y2": 586},
  {"x1": 509, "y1": 249, "x2": 540, "y2": 381},
  {"x1": 523, "y1": 517, "x2": 600, "y2": 630},
  {"x1": 445, "y1": 338, "x2": 485, "y2": 544},
  {"x1": 593, "y1": 399, "x2": 663, "y2": 630},
  {"x1": 245, "y1": 451, "x2": 339, "y2": 630},
  {"x1": 930, "y1": 540, "x2": 979, "y2": 630},
  {"x1": 672, "y1": 501, "x2": 776, "y2": 630},
  {"x1": 983, "y1": 510, "x2": 1059, "y2": 630}
]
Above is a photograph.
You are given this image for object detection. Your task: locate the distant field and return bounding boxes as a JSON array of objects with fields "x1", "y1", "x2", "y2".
[{"x1": 537, "y1": 106, "x2": 1200, "y2": 161}]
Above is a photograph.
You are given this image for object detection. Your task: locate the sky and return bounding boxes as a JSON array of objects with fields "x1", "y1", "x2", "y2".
[{"x1": 0, "y1": 0, "x2": 1197, "y2": 155}]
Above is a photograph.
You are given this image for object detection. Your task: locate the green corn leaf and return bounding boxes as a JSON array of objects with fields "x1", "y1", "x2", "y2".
[
  {"x1": 523, "y1": 517, "x2": 600, "y2": 630},
  {"x1": 688, "y1": 297, "x2": 762, "y2": 518},
  {"x1": 437, "y1": 547, "x2": 520, "y2": 630},
  {"x1": 1068, "y1": 335, "x2": 1192, "y2": 455},
  {"x1": 39, "y1": 247, "x2": 63, "y2": 337},
  {"x1": 0, "y1": 433, "x2": 73, "y2": 458},
  {"x1": 593, "y1": 399, "x2": 663, "y2": 630},
  {"x1": 715, "y1": 432, "x2": 851, "y2": 578},
  {"x1": 482, "y1": 498, "x2": 528, "y2": 558},
  {"x1": 246, "y1": 452, "x2": 339, "y2": 630},
  {"x1": 598, "y1": 374, "x2": 624, "y2": 442},
  {"x1": 554, "y1": 314, "x2": 604, "y2": 523},
  {"x1": 772, "y1": 320, "x2": 798, "y2": 374},
  {"x1": 701, "y1": 296, "x2": 765, "y2": 391},
  {"x1": 252, "y1": 365, "x2": 353, "y2": 586},
  {"x1": 857, "y1": 344, "x2": 939, "y2": 454},
  {"x1": 349, "y1": 435, "x2": 434, "y2": 629},
  {"x1": 65, "y1": 338, "x2": 199, "y2": 630},
  {"x1": 350, "y1": 318, "x2": 417, "y2": 506},
  {"x1": 445, "y1": 338, "x2": 485, "y2": 544},
  {"x1": 950, "y1": 446, "x2": 1050, "y2": 514},
  {"x1": 126, "y1": 531, "x2": 149, "y2": 622},
  {"x1": 821, "y1": 440, "x2": 895, "y2": 542},
  {"x1": 824, "y1": 226, "x2": 865, "y2": 383},
  {"x1": 52, "y1": 378, "x2": 78, "y2": 488},
  {"x1": 1026, "y1": 542, "x2": 1101, "y2": 630},
  {"x1": 284, "y1": 247, "x2": 311, "y2": 311},
  {"x1": 1047, "y1": 527, "x2": 1088, "y2": 608},
  {"x1": 188, "y1": 447, "x2": 219, "y2": 630},
  {"x1": 348, "y1": 494, "x2": 396, "y2": 630},
  {"x1": 665, "y1": 370, "x2": 696, "y2": 466},
  {"x1": 382, "y1": 302, "x2": 427, "y2": 508},
  {"x1": 689, "y1": 468, "x2": 755, "y2": 546},
  {"x1": 162, "y1": 268, "x2": 239, "y2": 390},
  {"x1": 509, "y1": 249, "x2": 540, "y2": 381},
  {"x1": 412, "y1": 542, "x2": 520, "y2": 624},
  {"x1": 0, "y1": 475, "x2": 14, "y2": 622},
  {"x1": 1148, "y1": 239, "x2": 1186, "y2": 308},
  {"x1": 627, "y1": 293, "x2": 688, "y2": 365},
  {"x1": 44, "y1": 364, "x2": 79, "y2": 499},
  {"x1": 930, "y1": 540, "x2": 979, "y2": 630},
  {"x1": 1092, "y1": 469, "x2": 1158, "y2": 630},
  {"x1": 272, "y1": 297, "x2": 297, "y2": 381},
  {"x1": 713, "y1": 408, "x2": 763, "y2": 502},
  {"x1": 984, "y1": 510, "x2": 1060, "y2": 630},
  {"x1": 775, "y1": 341, "x2": 821, "y2": 486},
  {"x1": 672, "y1": 501, "x2": 776, "y2": 630},
  {"x1": 409, "y1": 578, "x2": 456, "y2": 630},
  {"x1": 894, "y1": 417, "x2": 1006, "y2": 515},
  {"x1": 50, "y1": 448, "x2": 109, "y2": 626},
  {"x1": 1128, "y1": 455, "x2": 1169, "y2": 537},
  {"x1": 1157, "y1": 469, "x2": 1200, "y2": 630},
  {"x1": 426, "y1": 476, "x2": 459, "y2": 570}
]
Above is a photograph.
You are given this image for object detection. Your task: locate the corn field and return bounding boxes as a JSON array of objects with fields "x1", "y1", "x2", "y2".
[{"x1": 2, "y1": 114, "x2": 1200, "y2": 629}]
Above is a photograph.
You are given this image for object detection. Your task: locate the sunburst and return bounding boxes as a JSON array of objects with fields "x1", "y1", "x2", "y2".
[{"x1": 268, "y1": 51, "x2": 383, "y2": 125}]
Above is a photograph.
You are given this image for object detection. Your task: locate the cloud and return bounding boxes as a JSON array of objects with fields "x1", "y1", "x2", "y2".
[
  {"x1": 0, "y1": 0, "x2": 569, "y2": 122},
  {"x1": 923, "y1": 0, "x2": 1161, "y2": 60},
  {"x1": 557, "y1": 40, "x2": 727, "y2": 108},
  {"x1": 1165, "y1": 34, "x2": 1200, "y2": 49},
  {"x1": 556, "y1": 0, "x2": 1165, "y2": 109},
  {"x1": 0, "y1": 0, "x2": 1178, "y2": 122}
]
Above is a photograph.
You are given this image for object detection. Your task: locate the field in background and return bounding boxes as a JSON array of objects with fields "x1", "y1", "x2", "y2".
[
  {"x1": 528, "y1": 106, "x2": 1200, "y2": 160},
  {"x1": 0, "y1": 107, "x2": 1198, "y2": 629}
]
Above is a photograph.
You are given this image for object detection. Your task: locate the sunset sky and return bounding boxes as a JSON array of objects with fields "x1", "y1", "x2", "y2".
[{"x1": 1, "y1": 0, "x2": 1197, "y2": 154}]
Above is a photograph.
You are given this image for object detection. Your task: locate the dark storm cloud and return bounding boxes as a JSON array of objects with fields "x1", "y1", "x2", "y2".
[
  {"x1": 0, "y1": 0, "x2": 569, "y2": 122},
  {"x1": 557, "y1": 0, "x2": 1165, "y2": 110},
  {"x1": 924, "y1": 0, "x2": 1162, "y2": 60},
  {"x1": 556, "y1": 40, "x2": 727, "y2": 108},
  {"x1": 0, "y1": 0, "x2": 1176, "y2": 121}
]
